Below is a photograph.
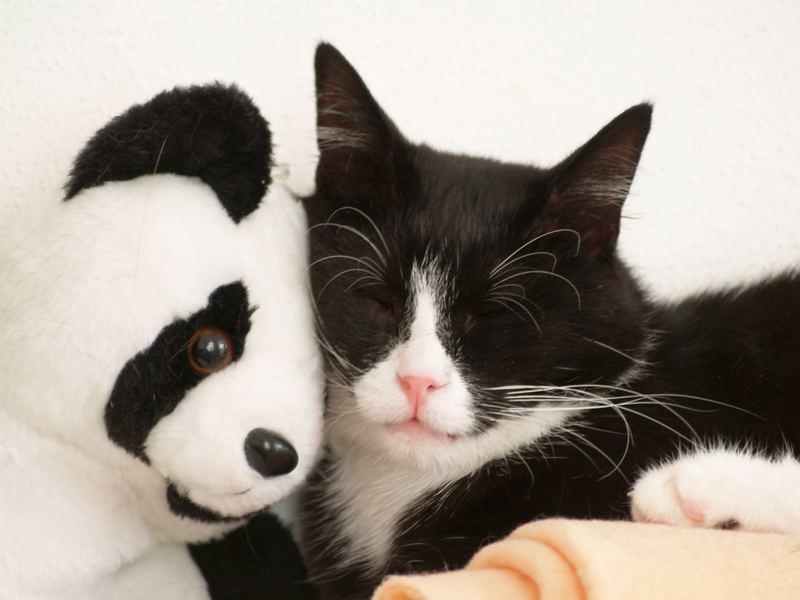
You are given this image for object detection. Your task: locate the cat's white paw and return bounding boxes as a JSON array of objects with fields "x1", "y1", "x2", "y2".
[{"x1": 630, "y1": 449, "x2": 800, "y2": 533}]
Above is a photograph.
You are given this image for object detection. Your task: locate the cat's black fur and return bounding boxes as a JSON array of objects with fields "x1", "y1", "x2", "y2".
[{"x1": 301, "y1": 43, "x2": 800, "y2": 599}]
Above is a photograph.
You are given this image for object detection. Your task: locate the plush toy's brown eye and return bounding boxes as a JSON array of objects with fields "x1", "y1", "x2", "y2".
[{"x1": 188, "y1": 327, "x2": 234, "y2": 374}]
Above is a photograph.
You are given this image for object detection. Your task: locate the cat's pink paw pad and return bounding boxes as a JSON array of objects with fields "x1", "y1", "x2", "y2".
[
  {"x1": 678, "y1": 497, "x2": 706, "y2": 524},
  {"x1": 629, "y1": 464, "x2": 706, "y2": 527}
]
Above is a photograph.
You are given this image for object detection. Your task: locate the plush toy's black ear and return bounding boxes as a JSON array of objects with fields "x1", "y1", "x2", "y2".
[{"x1": 65, "y1": 83, "x2": 271, "y2": 224}]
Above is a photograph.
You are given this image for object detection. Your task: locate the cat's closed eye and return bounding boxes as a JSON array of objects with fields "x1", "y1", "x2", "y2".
[
  {"x1": 474, "y1": 303, "x2": 507, "y2": 319},
  {"x1": 360, "y1": 287, "x2": 403, "y2": 325},
  {"x1": 459, "y1": 303, "x2": 506, "y2": 333}
]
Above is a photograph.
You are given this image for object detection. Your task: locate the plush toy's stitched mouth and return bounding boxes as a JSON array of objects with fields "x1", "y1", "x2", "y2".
[{"x1": 165, "y1": 483, "x2": 261, "y2": 523}]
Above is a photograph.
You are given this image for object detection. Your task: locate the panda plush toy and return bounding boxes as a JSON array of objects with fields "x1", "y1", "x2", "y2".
[{"x1": 0, "y1": 84, "x2": 324, "y2": 599}]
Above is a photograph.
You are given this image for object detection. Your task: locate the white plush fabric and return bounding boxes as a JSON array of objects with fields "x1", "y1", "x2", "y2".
[{"x1": 0, "y1": 175, "x2": 324, "y2": 598}]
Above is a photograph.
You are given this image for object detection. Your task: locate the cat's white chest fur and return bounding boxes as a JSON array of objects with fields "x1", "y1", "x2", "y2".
[{"x1": 321, "y1": 443, "x2": 450, "y2": 576}]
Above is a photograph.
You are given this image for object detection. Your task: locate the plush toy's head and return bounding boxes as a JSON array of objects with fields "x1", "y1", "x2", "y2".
[{"x1": 0, "y1": 84, "x2": 323, "y2": 539}]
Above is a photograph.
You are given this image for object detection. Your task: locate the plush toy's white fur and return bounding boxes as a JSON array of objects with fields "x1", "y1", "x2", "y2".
[{"x1": 0, "y1": 174, "x2": 324, "y2": 598}]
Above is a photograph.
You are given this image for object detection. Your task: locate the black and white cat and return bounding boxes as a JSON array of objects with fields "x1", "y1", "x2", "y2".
[{"x1": 300, "y1": 44, "x2": 800, "y2": 599}]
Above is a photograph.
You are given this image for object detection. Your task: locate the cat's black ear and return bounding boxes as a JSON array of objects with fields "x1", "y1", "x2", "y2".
[
  {"x1": 314, "y1": 43, "x2": 400, "y2": 194},
  {"x1": 541, "y1": 103, "x2": 652, "y2": 258}
]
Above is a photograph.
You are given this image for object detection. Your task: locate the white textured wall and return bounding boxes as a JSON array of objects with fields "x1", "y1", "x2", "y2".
[{"x1": 3, "y1": 1, "x2": 799, "y2": 300}]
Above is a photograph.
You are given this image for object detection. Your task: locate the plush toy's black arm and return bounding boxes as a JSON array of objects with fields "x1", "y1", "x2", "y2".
[{"x1": 191, "y1": 512, "x2": 319, "y2": 600}]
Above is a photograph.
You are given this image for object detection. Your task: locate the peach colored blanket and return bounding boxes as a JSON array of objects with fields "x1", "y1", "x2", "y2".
[{"x1": 373, "y1": 519, "x2": 800, "y2": 600}]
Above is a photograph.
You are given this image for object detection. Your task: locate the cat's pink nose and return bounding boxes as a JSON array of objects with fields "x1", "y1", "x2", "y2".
[{"x1": 397, "y1": 375, "x2": 443, "y2": 415}]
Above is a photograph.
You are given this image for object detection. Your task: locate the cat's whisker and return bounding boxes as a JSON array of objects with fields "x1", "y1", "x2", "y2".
[
  {"x1": 505, "y1": 396, "x2": 698, "y2": 447},
  {"x1": 484, "y1": 296, "x2": 524, "y2": 322},
  {"x1": 505, "y1": 395, "x2": 717, "y2": 415},
  {"x1": 562, "y1": 426, "x2": 630, "y2": 481},
  {"x1": 343, "y1": 274, "x2": 383, "y2": 294},
  {"x1": 490, "y1": 251, "x2": 558, "y2": 281},
  {"x1": 492, "y1": 269, "x2": 582, "y2": 309},
  {"x1": 316, "y1": 266, "x2": 380, "y2": 302},
  {"x1": 499, "y1": 398, "x2": 653, "y2": 411},
  {"x1": 589, "y1": 401, "x2": 632, "y2": 478},
  {"x1": 308, "y1": 221, "x2": 388, "y2": 268},
  {"x1": 628, "y1": 390, "x2": 700, "y2": 440},
  {"x1": 614, "y1": 404, "x2": 698, "y2": 445},
  {"x1": 324, "y1": 379, "x2": 351, "y2": 393},
  {"x1": 324, "y1": 407, "x2": 364, "y2": 432},
  {"x1": 527, "y1": 388, "x2": 698, "y2": 444},
  {"x1": 312, "y1": 303, "x2": 362, "y2": 384},
  {"x1": 308, "y1": 253, "x2": 384, "y2": 279},
  {"x1": 548, "y1": 429, "x2": 606, "y2": 472},
  {"x1": 502, "y1": 388, "x2": 702, "y2": 410},
  {"x1": 539, "y1": 397, "x2": 633, "y2": 479},
  {"x1": 486, "y1": 294, "x2": 542, "y2": 335},
  {"x1": 487, "y1": 285, "x2": 545, "y2": 317},
  {"x1": 314, "y1": 324, "x2": 350, "y2": 367},
  {"x1": 489, "y1": 282, "x2": 528, "y2": 298},
  {"x1": 582, "y1": 337, "x2": 651, "y2": 366},
  {"x1": 510, "y1": 446, "x2": 536, "y2": 493},
  {"x1": 321, "y1": 359, "x2": 351, "y2": 390},
  {"x1": 488, "y1": 382, "x2": 758, "y2": 416},
  {"x1": 485, "y1": 384, "x2": 554, "y2": 391},
  {"x1": 357, "y1": 255, "x2": 385, "y2": 280},
  {"x1": 489, "y1": 228, "x2": 581, "y2": 279},
  {"x1": 560, "y1": 382, "x2": 759, "y2": 419},
  {"x1": 326, "y1": 206, "x2": 392, "y2": 260},
  {"x1": 490, "y1": 381, "x2": 713, "y2": 453},
  {"x1": 344, "y1": 281, "x2": 383, "y2": 295}
]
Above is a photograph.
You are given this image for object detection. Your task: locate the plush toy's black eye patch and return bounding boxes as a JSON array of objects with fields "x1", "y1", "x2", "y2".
[
  {"x1": 105, "y1": 282, "x2": 253, "y2": 461},
  {"x1": 64, "y1": 83, "x2": 272, "y2": 224}
]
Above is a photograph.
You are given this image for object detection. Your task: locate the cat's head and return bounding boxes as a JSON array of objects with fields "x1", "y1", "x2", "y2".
[{"x1": 305, "y1": 43, "x2": 652, "y2": 473}]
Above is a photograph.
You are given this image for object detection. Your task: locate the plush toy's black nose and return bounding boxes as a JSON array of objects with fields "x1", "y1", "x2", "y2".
[{"x1": 244, "y1": 428, "x2": 298, "y2": 477}]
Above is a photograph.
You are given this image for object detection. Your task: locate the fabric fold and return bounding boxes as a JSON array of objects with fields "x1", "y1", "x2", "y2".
[{"x1": 373, "y1": 518, "x2": 800, "y2": 600}]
